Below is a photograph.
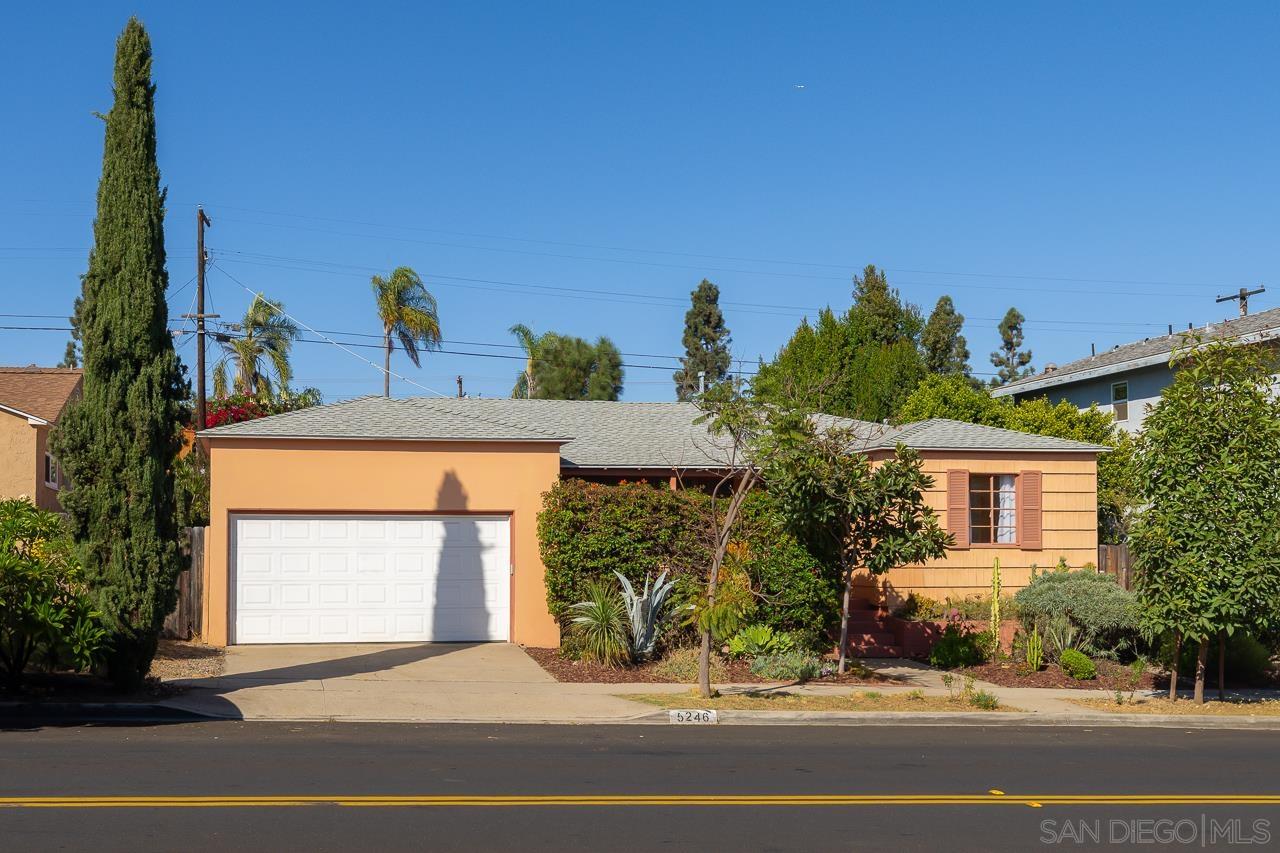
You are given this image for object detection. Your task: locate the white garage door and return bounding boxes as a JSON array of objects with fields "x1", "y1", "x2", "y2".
[{"x1": 232, "y1": 515, "x2": 511, "y2": 644}]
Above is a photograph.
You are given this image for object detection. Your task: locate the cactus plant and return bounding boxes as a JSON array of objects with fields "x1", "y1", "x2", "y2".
[
  {"x1": 988, "y1": 558, "x2": 1002, "y2": 656},
  {"x1": 1025, "y1": 625, "x2": 1044, "y2": 671},
  {"x1": 614, "y1": 570, "x2": 675, "y2": 660}
]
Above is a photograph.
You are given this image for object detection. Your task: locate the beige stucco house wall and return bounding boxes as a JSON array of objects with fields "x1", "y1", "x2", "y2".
[
  {"x1": 1, "y1": 412, "x2": 64, "y2": 511},
  {"x1": 201, "y1": 437, "x2": 563, "y2": 647}
]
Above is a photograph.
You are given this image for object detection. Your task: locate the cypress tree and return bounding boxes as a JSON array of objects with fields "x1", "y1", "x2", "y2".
[
  {"x1": 673, "y1": 279, "x2": 732, "y2": 400},
  {"x1": 989, "y1": 306, "x2": 1033, "y2": 386},
  {"x1": 921, "y1": 295, "x2": 971, "y2": 376},
  {"x1": 51, "y1": 18, "x2": 186, "y2": 687}
]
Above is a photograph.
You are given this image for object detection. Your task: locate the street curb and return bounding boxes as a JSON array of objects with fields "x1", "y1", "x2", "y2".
[{"x1": 0, "y1": 701, "x2": 214, "y2": 725}]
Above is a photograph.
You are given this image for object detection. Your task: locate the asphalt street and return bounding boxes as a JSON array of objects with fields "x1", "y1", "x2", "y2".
[{"x1": 1, "y1": 721, "x2": 1276, "y2": 852}]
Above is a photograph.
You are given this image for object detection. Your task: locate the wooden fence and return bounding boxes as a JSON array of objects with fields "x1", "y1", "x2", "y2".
[
  {"x1": 1097, "y1": 542, "x2": 1132, "y2": 590},
  {"x1": 163, "y1": 526, "x2": 205, "y2": 640}
]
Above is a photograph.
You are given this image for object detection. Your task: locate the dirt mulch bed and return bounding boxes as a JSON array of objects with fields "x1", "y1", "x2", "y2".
[
  {"x1": 1072, "y1": 697, "x2": 1280, "y2": 716},
  {"x1": 960, "y1": 659, "x2": 1163, "y2": 691},
  {"x1": 626, "y1": 690, "x2": 1020, "y2": 713},
  {"x1": 0, "y1": 639, "x2": 225, "y2": 703},
  {"x1": 149, "y1": 639, "x2": 225, "y2": 682},
  {"x1": 522, "y1": 647, "x2": 895, "y2": 685}
]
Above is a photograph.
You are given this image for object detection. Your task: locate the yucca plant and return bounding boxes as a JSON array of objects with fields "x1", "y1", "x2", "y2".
[
  {"x1": 614, "y1": 570, "x2": 675, "y2": 661},
  {"x1": 568, "y1": 579, "x2": 630, "y2": 667}
]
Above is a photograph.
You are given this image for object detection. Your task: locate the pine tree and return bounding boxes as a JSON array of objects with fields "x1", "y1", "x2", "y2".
[
  {"x1": 753, "y1": 264, "x2": 925, "y2": 421},
  {"x1": 59, "y1": 294, "x2": 84, "y2": 368},
  {"x1": 50, "y1": 18, "x2": 186, "y2": 688},
  {"x1": 673, "y1": 279, "x2": 732, "y2": 400},
  {"x1": 921, "y1": 295, "x2": 970, "y2": 376},
  {"x1": 989, "y1": 307, "x2": 1033, "y2": 386},
  {"x1": 529, "y1": 333, "x2": 624, "y2": 400}
]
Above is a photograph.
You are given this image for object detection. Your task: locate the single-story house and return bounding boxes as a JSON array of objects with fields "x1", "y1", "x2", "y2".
[
  {"x1": 0, "y1": 367, "x2": 83, "y2": 511},
  {"x1": 197, "y1": 397, "x2": 1106, "y2": 648},
  {"x1": 992, "y1": 305, "x2": 1280, "y2": 433}
]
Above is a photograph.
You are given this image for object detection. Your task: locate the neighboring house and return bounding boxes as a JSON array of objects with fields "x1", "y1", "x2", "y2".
[
  {"x1": 0, "y1": 367, "x2": 83, "y2": 511},
  {"x1": 196, "y1": 397, "x2": 1105, "y2": 648},
  {"x1": 991, "y1": 306, "x2": 1280, "y2": 432}
]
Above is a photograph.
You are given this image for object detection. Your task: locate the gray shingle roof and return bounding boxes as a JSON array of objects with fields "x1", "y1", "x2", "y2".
[
  {"x1": 993, "y1": 305, "x2": 1280, "y2": 397},
  {"x1": 202, "y1": 398, "x2": 1106, "y2": 464},
  {"x1": 199, "y1": 396, "x2": 566, "y2": 442}
]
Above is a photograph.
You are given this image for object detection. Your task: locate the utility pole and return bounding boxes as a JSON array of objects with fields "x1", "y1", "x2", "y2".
[
  {"x1": 183, "y1": 206, "x2": 217, "y2": 429},
  {"x1": 456, "y1": 375, "x2": 464, "y2": 398},
  {"x1": 1215, "y1": 285, "x2": 1265, "y2": 317},
  {"x1": 697, "y1": 370, "x2": 706, "y2": 394}
]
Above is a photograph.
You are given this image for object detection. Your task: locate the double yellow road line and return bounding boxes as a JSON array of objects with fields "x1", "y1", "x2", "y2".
[{"x1": 2, "y1": 794, "x2": 1279, "y2": 809}]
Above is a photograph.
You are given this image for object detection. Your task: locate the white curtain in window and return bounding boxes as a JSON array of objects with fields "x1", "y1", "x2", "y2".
[{"x1": 996, "y1": 474, "x2": 1017, "y2": 543}]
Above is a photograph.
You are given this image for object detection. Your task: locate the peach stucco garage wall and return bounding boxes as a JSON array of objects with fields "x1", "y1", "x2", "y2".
[{"x1": 202, "y1": 437, "x2": 564, "y2": 647}]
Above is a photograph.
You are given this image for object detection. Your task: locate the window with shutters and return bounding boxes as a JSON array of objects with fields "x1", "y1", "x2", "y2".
[{"x1": 969, "y1": 473, "x2": 1017, "y2": 544}]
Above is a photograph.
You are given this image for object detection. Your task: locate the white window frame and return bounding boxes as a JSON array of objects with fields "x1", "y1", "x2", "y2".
[
  {"x1": 1111, "y1": 381, "x2": 1130, "y2": 421},
  {"x1": 44, "y1": 452, "x2": 59, "y2": 489}
]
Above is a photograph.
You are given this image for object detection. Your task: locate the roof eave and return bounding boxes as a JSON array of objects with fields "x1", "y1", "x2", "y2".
[
  {"x1": 0, "y1": 402, "x2": 48, "y2": 425},
  {"x1": 198, "y1": 432, "x2": 570, "y2": 444}
]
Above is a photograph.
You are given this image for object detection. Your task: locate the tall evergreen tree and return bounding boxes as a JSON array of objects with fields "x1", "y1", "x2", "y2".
[
  {"x1": 921, "y1": 295, "x2": 971, "y2": 376},
  {"x1": 753, "y1": 264, "x2": 925, "y2": 421},
  {"x1": 673, "y1": 279, "x2": 732, "y2": 400},
  {"x1": 528, "y1": 333, "x2": 624, "y2": 400},
  {"x1": 59, "y1": 294, "x2": 85, "y2": 368},
  {"x1": 989, "y1": 306, "x2": 1033, "y2": 386},
  {"x1": 50, "y1": 18, "x2": 186, "y2": 687}
]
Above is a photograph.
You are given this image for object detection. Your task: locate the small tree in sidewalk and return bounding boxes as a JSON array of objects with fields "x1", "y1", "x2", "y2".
[
  {"x1": 764, "y1": 422, "x2": 951, "y2": 673},
  {"x1": 1131, "y1": 337, "x2": 1280, "y2": 704}
]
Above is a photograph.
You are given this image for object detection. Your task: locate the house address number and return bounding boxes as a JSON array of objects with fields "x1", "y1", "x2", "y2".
[{"x1": 669, "y1": 709, "x2": 718, "y2": 724}]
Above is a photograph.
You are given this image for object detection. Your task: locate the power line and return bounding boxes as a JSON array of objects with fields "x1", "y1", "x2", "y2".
[{"x1": 209, "y1": 262, "x2": 450, "y2": 398}]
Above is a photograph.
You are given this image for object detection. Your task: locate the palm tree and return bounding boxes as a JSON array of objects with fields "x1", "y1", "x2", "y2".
[
  {"x1": 371, "y1": 267, "x2": 442, "y2": 397},
  {"x1": 509, "y1": 323, "x2": 543, "y2": 398},
  {"x1": 212, "y1": 293, "x2": 299, "y2": 401}
]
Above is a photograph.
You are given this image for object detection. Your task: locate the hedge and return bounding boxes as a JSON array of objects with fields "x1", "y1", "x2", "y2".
[{"x1": 538, "y1": 479, "x2": 838, "y2": 648}]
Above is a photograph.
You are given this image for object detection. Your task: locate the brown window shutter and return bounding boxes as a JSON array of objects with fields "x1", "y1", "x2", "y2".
[
  {"x1": 946, "y1": 469, "x2": 969, "y2": 549},
  {"x1": 1020, "y1": 470, "x2": 1043, "y2": 550}
]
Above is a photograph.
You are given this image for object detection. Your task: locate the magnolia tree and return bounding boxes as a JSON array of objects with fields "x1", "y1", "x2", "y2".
[
  {"x1": 764, "y1": 421, "x2": 951, "y2": 673},
  {"x1": 1131, "y1": 337, "x2": 1280, "y2": 704}
]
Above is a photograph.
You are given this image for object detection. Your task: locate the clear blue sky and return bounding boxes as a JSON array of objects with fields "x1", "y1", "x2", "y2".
[{"x1": 3, "y1": 2, "x2": 1277, "y2": 401}]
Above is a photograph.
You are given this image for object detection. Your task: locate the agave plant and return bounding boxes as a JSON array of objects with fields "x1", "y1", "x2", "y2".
[{"x1": 614, "y1": 570, "x2": 675, "y2": 661}]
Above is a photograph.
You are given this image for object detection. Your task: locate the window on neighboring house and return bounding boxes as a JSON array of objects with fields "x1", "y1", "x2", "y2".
[
  {"x1": 44, "y1": 452, "x2": 59, "y2": 489},
  {"x1": 969, "y1": 473, "x2": 1017, "y2": 544},
  {"x1": 1111, "y1": 381, "x2": 1129, "y2": 422}
]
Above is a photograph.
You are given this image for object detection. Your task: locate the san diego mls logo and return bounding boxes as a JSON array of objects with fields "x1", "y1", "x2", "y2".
[{"x1": 1040, "y1": 818, "x2": 1271, "y2": 846}]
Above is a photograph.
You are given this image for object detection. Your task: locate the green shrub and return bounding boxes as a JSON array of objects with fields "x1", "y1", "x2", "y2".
[
  {"x1": 539, "y1": 481, "x2": 836, "y2": 647},
  {"x1": 727, "y1": 624, "x2": 796, "y2": 659},
  {"x1": 927, "y1": 624, "x2": 987, "y2": 669},
  {"x1": 1162, "y1": 633, "x2": 1274, "y2": 685},
  {"x1": 652, "y1": 646, "x2": 729, "y2": 682},
  {"x1": 0, "y1": 499, "x2": 106, "y2": 688},
  {"x1": 749, "y1": 652, "x2": 824, "y2": 681},
  {"x1": 968, "y1": 689, "x2": 1000, "y2": 710},
  {"x1": 567, "y1": 579, "x2": 630, "y2": 667},
  {"x1": 1059, "y1": 648, "x2": 1097, "y2": 680},
  {"x1": 1015, "y1": 568, "x2": 1138, "y2": 655},
  {"x1": 892, "y1": 592, "x2": 1020, "y2": 623}
]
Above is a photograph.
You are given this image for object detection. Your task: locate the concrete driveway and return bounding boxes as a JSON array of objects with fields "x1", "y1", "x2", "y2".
[{"x1": 163, "y1": 643, "x2": 649, "y2": 723}]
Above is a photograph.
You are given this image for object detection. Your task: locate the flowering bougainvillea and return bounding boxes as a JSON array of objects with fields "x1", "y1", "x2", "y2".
[{"x1": 203, "y1": 388, "x2": 321, "y2": 429}]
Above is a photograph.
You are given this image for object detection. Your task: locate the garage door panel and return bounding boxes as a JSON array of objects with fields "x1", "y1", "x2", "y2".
[{"x1": 233, "y1": 515, "x2": 510, "y2": 644}]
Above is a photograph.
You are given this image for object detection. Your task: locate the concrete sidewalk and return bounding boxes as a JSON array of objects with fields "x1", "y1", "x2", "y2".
[{"x1": 149, "y1": 644, "x2": 1280, "y2": 728}]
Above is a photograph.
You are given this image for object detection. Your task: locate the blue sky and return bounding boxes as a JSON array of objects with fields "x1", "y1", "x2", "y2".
[{"x1": 3, "y1": 2, "x2": 1277, "y2": 402}]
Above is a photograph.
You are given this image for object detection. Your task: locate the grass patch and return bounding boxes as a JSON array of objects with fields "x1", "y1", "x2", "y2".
[
  {"x1": 1072, "y1": 697, "x2": 1280, "y2": 716},
  {"x1": 622, "y1": 689, "x2": 1019, "y2": 713}
]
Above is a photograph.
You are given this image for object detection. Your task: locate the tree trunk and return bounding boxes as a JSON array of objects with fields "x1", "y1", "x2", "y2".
[
  {"x1": 1193, "y1": 638, "x2": 1209, "y2": 705},
  {"x1": 1167, "y1": 631, "x2": 1180, "y2": 701},
  {"x1": 1218, "y1": 631, "x2": 1226, "y2": 701},
  {"x1": 383, "y1": 334, "x2": 392, "y2": 397},
  {"x1": 836, "y1": 566, "x2": 853, "y2": 675}
]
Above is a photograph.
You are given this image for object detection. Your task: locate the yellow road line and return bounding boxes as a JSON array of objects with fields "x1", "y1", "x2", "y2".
[{"x1": 1, "y1": 794, "x2": 1279, "y2": 809}]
